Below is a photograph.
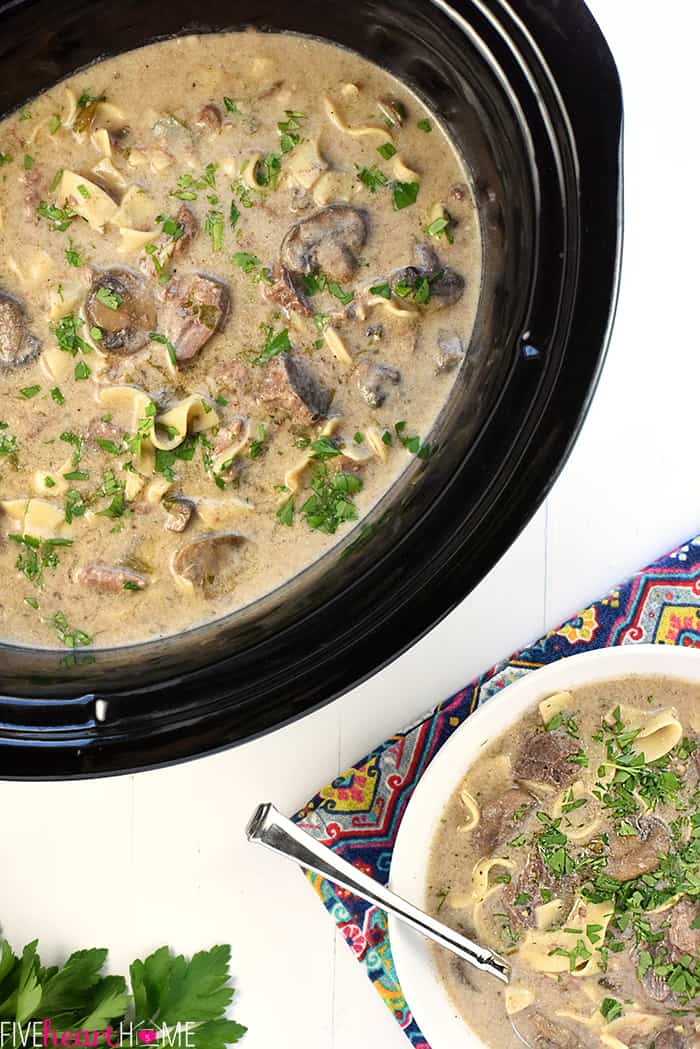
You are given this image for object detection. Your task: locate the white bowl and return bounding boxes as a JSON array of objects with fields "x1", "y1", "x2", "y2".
[{"x1": 388, "y1": 644, "x2": 700, "y2": 1049}]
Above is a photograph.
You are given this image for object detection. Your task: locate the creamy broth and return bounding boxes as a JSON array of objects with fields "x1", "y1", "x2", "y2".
[
  {"x1": 428, "y1": 676, "x2": 700, "y2": 1049},
  {"x1": 0, "y1": 31, "x2": 481, "y2": 649}
]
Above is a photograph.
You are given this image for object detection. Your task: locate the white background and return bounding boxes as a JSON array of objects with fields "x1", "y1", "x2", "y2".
[{"x1": 2, "y1": 2, "x2": 700, "y2": 1047}]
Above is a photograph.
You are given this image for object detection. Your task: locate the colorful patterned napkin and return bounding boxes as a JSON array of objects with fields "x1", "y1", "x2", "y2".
[{"x1": 292, "y1": 533, "x2": 700, "y2": 1048}]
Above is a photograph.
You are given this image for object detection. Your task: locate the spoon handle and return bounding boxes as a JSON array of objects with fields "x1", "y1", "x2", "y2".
[{"x1": 246, "y1": 802, "x2": 510, "y2": 984}]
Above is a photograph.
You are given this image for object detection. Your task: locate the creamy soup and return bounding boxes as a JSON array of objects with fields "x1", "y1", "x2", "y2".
[
  {"x1": 428, "y1": 676, "x2": 700, "y2": 1049},
  {"x1": 0, "y1": 31, "x2": 481, "y2": 650}
]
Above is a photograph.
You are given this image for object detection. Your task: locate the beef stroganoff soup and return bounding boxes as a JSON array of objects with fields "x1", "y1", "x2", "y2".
[
  {"x1": 0, "y1": 32, "x2": 481, "y2": 649},
  {"x1": 428, "y1": 676, "x2": 700, "y2": 1049}
]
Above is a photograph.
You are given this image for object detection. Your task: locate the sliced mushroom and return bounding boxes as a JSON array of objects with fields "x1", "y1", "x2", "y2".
[
  {"x1": 162, "y1": 495, "x2": 195, "y2": 533},
  {"x1": 86, "y1": 268, "x2": 156, "y2": 356},
  {"x1": 76, "y1": 562, "x2": 148, "y2": 592},
  {"x1": 170, "y1": 532, "x2": 244, "y2": 593},
  {"x1": 160, "y1": 273, "x2": 230, "y2": 362},
  {"x1": 258, "y1": 351, "x2": 331, "y2": 424},
  {"x1": 378, "y1": 98, "x2": 406, "y2": 127},
  {"x1": 0, "y1": 292, "x2": 41, "y2": 369},
  {"x1": 391, "y1": 242, "x2": 465, "y2": 309},
  {"x1": 436, "y1": 332, "x2": 465, "y2": 372},
  {"x1": 281, "y1": 204, "x2": 368, "y2": 283},
  {"x1": 357, "y1": 361, "x2": 400, "y2": 409}
]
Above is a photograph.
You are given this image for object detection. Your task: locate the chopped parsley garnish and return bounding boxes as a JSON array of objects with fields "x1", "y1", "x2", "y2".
[
  {"x1": 0, "y1": 151, "x2": 12, "y2": 166},
  {"x1": 254, "y1": 326, "x2": 291, "y2": 365},
  {"x1": 223, "y1": 97, "x2": 240, "y2": 114},
  {"x1": 377, "y1": 142, "x2": 397, "y2": 160},
  {"x1": 301, "y1": 465, "x2": 362, "y2": 535},
  {"x1": 19, "y1": 385, "x2": 41, "y2": 399},
  {"x1": 357, "y1": 165, "x2": 388, "y2": 193},
  {"x1": 64, "y1": 242, "x2": 83, "y2": 267},
  {"x1": 233, "y1": 251, "x2": 262, "y2": 274},
  {"x1": 8, "y1": 534, "x2": 73, "y2": 589},
  {"x1": 369, "y1": 282, "x2": 392, "y2": 300},
  {"x1": 254, "y1": 152, "x2": 282, "y2": 189},
  {"x1": 277, "y1": 110, "x2": 305, "y2": 154},
  {"x1": 249, "y1": 424, "x2": 266, "y2": 460},
  {"x1": 158, "y1": 214, "x2": 185, "y2": 240},
  {"x1": 51, "y1": 610, "x2": 93, "y2": 649},
  {"x1": 276, "y1": 498, "x2": 294, "y2": 527},
  {"x1": 148, "y1": 331, "x2": 177, "y2": 366},
  {"x1": 172, "y1": 162, "x2": 218, "y2": 201},
  {"x1": 230, "y1": 200, "x2": 240, "y2": 229},
  {"x1": 426, "y1": 216, "x2": 451, "y2": 240},
  {"x1": 392, "y1": 180, "x2": 420, "y2": 210},
  {"x1": 60, "y1": 430, "x2": 84, "y2": 466},
  {"x1": 95, "y1": 286, "x2": 123, "y2": 310},
  {"x1": 309, "y1": 436, "x2": 341, "y2": 460},
  {"x1": 54, "y1": 314, "x2": 92, "y2": 356},
  {"x1": 535, "y1": 811, "x2": 576, "y2": 877},
  {"x1": 37, "y1": 200, "x2": 76, "y2": 232},
  {"x1": 64, "y1": 488, "x2": 87, "y2": 524},
  {"x1": 303, "y1": 271, "x2": 354, "y2": 306},
  {"x1": 205, "y1": 208, "x2": 225, "y2": 252},
  {"x1": 0, "y1": 427, "x2": 18, "y2": 459},
  {"x1": 592, "y1": 706, "x2": 683, "y2": 820},
  {"x1": 74, "y1": 359, "x2": 91, "y2": 380},
  {"x1": 394, "y1": 421, "x2": 431, "y2": 459},
  {"x1": 153, "y1": 434, "x2": 199, "y2": 482},
  {"x1": 417, "y1": 118, "x2": 432, "y2": 132},
  {"x1": 545, "y1": 710, "x2": 580, "y2": 737},
  {"x1": 96, "y1": 491, "x2": 126, "y2": 519},
  {"x1": 48, "y1": 113, "x2": 61, "y2": 134},
  {"x1": 600, "y1": 998, "x2": 623, "y2": 1022},
  {"x1": 23, "y1": 154, "x2": 34, "y2": 170}
]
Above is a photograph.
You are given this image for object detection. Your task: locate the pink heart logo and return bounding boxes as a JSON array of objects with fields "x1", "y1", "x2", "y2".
[{"x1": 138, "y1": 1031, "x2": 157, "y2": 1044}]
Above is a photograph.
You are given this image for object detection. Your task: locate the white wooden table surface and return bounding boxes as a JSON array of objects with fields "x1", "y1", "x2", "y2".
[{"x1": 1, "y1": 2, "x2": 699, "y2": 1047}]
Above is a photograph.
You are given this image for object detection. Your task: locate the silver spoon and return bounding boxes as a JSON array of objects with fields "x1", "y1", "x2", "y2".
[{"x1": 246, "y1": 802, "x2": 510, "y2": 984}]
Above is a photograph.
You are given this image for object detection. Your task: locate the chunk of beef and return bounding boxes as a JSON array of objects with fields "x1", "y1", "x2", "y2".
[
  {"x1": 504, "y1": 850, "x2": 556, "y2": 928},
  {"x1": 472, "y1": 787, "x2": 534, "y2": 854},
  {"x1": 512, "y1": 731, "x2": 580, "y2": 788},
  {"x1": 77, "y1": 563, "x2": 148, "y2": 592},
  {"x1": 628, "y1": 1027, "x2": 689, "y2": 1049},
  {"x1": 263, "y1": 265, "x2": 312, "y2": 317},
  {"x1": 357, "y1": 361, "x2": 401, "y2": 409},
  {"x1": 437, "y1": 332, "x2": 466, "y2": 372},
  {"x1": 140, "y1": 204, "x2": 198, "y2": 279},
  {"x1": 86, "y1": 417, "x2": 125, "y2": 449},
  {"x1": 258, "y1": 352, "x2": 331, "y2": 424},
  {"x1": 281, "y1": 205, "x2": 368, "y2": 283},
  {"x1": 606, "y1": 817, "x2": 670, "y2": 882},
  {"x1": 666, "y1": 898, "x2": 700, "y2": 961},
  {"x1": 162, "y1": 496, "x2": 195, "y2": 534},
  {"x1": 196, "y1": 104, "x2": 222, "y2": 131},
  {"x1": 160, "y1": 273, "x2": 229, "y2": 362},
  {"x1": 171, "y1": 204, "x2": 198, "y2": 256},
  {"x1": 0, "y1": 292, "x2": 40, "y2": 369}
]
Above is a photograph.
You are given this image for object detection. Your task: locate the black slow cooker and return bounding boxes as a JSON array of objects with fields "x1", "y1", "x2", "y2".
[{"x1": 0, "y1": 0, "x2": 623, "y2": 776}]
